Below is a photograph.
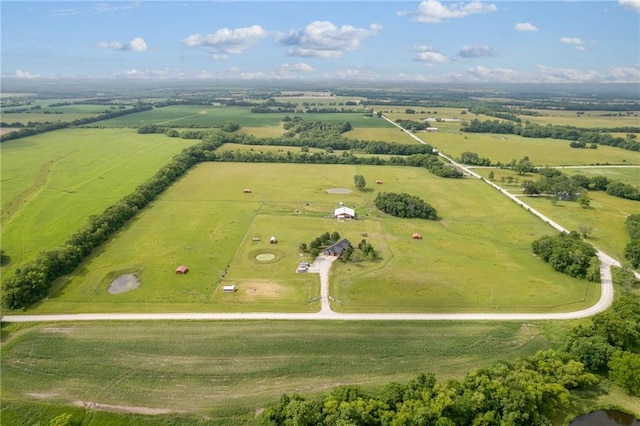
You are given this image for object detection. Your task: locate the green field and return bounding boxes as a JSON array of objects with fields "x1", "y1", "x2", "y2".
[
  {"x1": 0, "y1": 128, "x2": 197, "y2": 271},
  {"x1": 24, "y1": 162, "x2": 599, "y2": 314},
  {"x1": 0, "y1": 112, "x2": 101, "y2": 124},
  {"x1": 560, "y1": 166, "x2": 640, "y2": 186},
  {"x1": 0, "y1": 320, "x2": 556, "y2": 422},
  {"x1": 427, "y1": 132, "x2": 640, "y2": 166},
  {"x1": 523, "y1": 109, "x2": 640, "y2": 128}
]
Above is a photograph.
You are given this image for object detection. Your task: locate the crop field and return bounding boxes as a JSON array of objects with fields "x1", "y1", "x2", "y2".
[
  {"x1": 523, "y1": 109, "x2": 640, "y2": 128},
  {"x1": 94, "y1": 105, "x2": 394, "y2": 129},
  {"x1": 0, "y1": 128, "x2": 197, "y2": 271},
  {"x1": 24, "y1": 162, "x2": 599, "y2": 314},
  {"x1": 0, "y1": 320, "x2": 554, "y2": 421},
  {"x1": 425, "y1": 131, "x2": 640, "y2": 166},
  {"x1": 0, "y1": 112, "x2": 101, "y2": 124}
]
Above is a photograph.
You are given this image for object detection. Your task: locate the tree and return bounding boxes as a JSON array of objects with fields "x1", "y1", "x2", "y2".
[
  {"x1": 330, "y1": 231, "x2": 341, "y2": 243},
  {"x1": 488, "y1": 171, "x2": 494, "y2": 180},
  {"x1": 298, "y1": 242, "x2": 307, "y2": 252},
  {"x1": 577, "y1": 193, "x2": 591, "y2": 208},
  {"x1": 353, "y1": 174, "x2": 366, "y2": 190},
  {"x1": 609, "y1": 352, "x2": 640, "y2": 396},
  {"x1": 578, "y1": 224, "x2": 593, "y2": 239}
]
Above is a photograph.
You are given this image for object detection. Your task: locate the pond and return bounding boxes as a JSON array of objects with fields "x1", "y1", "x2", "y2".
[
  {"x1": 108, "y1": 273, "x2": 141, "y2": 294},
  {"x1": 570, "y1": 410, "x2": 640, "y2": 426}
]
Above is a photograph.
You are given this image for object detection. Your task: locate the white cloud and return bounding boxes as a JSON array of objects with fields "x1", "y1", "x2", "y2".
[
  {"x1": 457, "y1": 44, "x2": 498, "y2": 58},
  {"x1": 116, "y1": 68, "x2": 171, "y2": 78},
  {"x1": 276, "y1": 21, "x2": 381, "y2": 58},
  {"x1": 97, "y1": 37, "x2": 147, "y2": 51},
  {"x1": 413, "y1": 45, "x2": 452, "y2": 65},
  {"x1": 619, "y1": 0, "x2": 640, "y2": 12},
  {"x1": 535, "y1": 65, "x2": 601, "y2": 83},
  {"x1": 11, "y1": 70, "x2": 42, "y2": 79},
  {"x1": 608, "y1": 64, "x2": 640, "y2": 82},
  {"x1": 514, "y1": 22, "x2": 538, "y2": 32},
  {"x1": 560, "y1": 37, "x2": 582, "y2": 45},
  {"x1": 401, "y1": 0, "x2": 497, "y2": 23},
  {"x1": 182, "y1": 25, "x2": 268, "y2": 59}
]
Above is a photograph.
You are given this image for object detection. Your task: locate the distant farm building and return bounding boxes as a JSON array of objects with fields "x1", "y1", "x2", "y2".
[
  {"x1": 175, "y1": 265, "x2": 188, "y2": 274},
  {"x1": 412, "y1": 233, "x2": 422, "y2": 240},
  {"x1": 376, "y1": 179, "x2": 383, "y2": 184},
  {"x1": 334, "y1": 206, "x2": 355, "y2": 219},
  {"x1": 243, "y1": 188, "x2": 252, "y2": 193},
  {"x1": 425, "y1": 127, "x2": 439, "y2": 133},
  {"x1": 270, "y1": 236, "x2": 277, "y2": 244},
  {"x1": 323, "y1": 239, "x2": 352, "y2": 257},
  {"x1": 222, "y1": 284, "x2": 236, "y2": 292}
]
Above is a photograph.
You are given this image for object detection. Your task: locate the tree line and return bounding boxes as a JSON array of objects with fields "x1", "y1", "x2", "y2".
[{"x1": 625, "y1": 214, "x2": 640, "y2": 268}]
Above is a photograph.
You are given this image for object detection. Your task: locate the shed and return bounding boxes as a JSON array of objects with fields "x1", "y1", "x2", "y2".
[
  {"x1": 243, "y1": 188, "x2": 252, "y2": 193},
  {"x1": 376, "y1": 179, "x2": 383, "y2": 184},
  {"x1": 175, "y1": 265, "x2": 188, "y2": 274},
  {"x1": 223, "y1": 285, "x2": 236, "y2": 292},
  {"x1": 412, "y1": 233, "x2": 422, "y2": 240},
  {"x1": 334, "y1": 206, "x2": 355, "y2": 219},
  {"x1": 270, "y1": 236, "x2": 277, "y2": 244},
  {"x1": 425, "y1": 127, "x2": 439, "y2": 133}
]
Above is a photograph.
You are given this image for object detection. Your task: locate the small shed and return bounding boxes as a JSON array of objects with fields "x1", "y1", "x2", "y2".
[
  {"x1": 376, "y1": 179, "x2": 383, "y2": 184},
  {"x1": 175, "y1": 265, "x2": 188, "y2": 274},
  {"x1": 243, "y1": 188, "x2": 252, "y2": 193},
  {"x1": 334, "y1": 206, "x2": 355, "y2": 219},
  {"x1": 270, "y1": 236, "x2": 277, "y2": 244},
  {"x1": 412, "y1": 233, "x2": 422, "y2": 240},
  {"x1": 223, "y1": 285, "x2": 236, "y2": 292}
]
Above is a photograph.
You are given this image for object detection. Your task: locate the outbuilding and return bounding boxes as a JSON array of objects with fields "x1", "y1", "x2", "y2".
[
  {"x1": 175, "y1": 265, "x2": 188, "y2": 274},
  {"x1": 243, "y1": 188, "x2": 252, "y2": 193},
  {"x1": 270, "y1": 236, "x2": 277, "y2": 244},
  {"x1": 412, "y1": 233, "x2": 422, "y2": 240},
  {"x1": 223, "y1": 285, "x2": 236, "y2": 292},
  {"x1": 376, "y1": 179, "x2": 383, "y2": 184},
  {"x1": 334, "y1": 206, "x2": 355, "y2": 219}
]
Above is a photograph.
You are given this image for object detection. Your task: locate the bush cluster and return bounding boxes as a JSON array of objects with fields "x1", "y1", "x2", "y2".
[
  {"x1": 531, "y1": 231, "x2": 599, "y2": 280},
  {"x1": 374, "y1": 192, "x2": 438, "y2": 220}
]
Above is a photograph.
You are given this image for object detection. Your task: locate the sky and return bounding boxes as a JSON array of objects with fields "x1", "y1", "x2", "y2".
[{"x1": 1, "y1": 0, "x2": 639, "y2": 83}]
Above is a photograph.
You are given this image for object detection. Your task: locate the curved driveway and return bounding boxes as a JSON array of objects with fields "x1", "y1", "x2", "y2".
[{"x1": 2, "y1": 117, "x2": 637, "y2": 323}]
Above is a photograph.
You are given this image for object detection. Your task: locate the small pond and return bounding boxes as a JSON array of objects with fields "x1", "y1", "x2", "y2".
[
  {"x1": 108, "y1": 274, "x2": 141, "y2": 294},
  {"x1": 570, "y1": 410, "x2": 639, "y2": 426}
]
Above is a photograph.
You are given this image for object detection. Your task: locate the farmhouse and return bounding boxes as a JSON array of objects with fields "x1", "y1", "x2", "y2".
[
  {"x1": 175, "y1": 265, "x2": 188, "y2": 274},
  {"x1": 334, "y1": 206, "x2": 355, "y2": 219},
  {"x1": 323, "y1": 239, "x2": 352, "y2": 257}
]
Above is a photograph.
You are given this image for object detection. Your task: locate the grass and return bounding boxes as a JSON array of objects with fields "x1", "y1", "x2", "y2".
[
  {"x1": 23, "y1": 162, "x2": 599, "y2": 314},
  {"x1": 94, "y1": 105, "x2": 395, "y2": 129},
  {"x1": 560, "y1": 166, "x2": 640, "y2": 187},
  {"x1": 426, "y1": 131, "x2": 640, "y2": 166},
  {"x1": 0, "y1": 320, "x2": 554, "y2": 423},
  {"x1": 0, "y1": 112, "x2": 101, "y2": 124},
  {"x1": 0, "y1": 128, "x2": 197, "y2": 271},
  {"x1": 523, "y1": 109, "x2": 640, "y2": 128}
]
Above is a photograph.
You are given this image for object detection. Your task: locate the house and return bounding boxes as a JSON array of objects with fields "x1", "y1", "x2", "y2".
[
  {"x1": 223, "y1": 284, "x2": 236, "y2": 292},
  {"x1": 175, "y1": 265, "x2": 188, "y2": 274},
  {"x1": 412, "y1": 233, "x2": 422, "y2": 240},
  {"x1": 334, "y1": 206, "x2": 355, "y2": 219},
  {"x1": 323, "y1": 239, "x2": 352, "y2": 256}
]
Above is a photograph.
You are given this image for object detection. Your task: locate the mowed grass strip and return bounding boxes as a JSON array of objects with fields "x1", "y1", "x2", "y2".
[
  {"x1": 30, "y1": 163, "x2": 598, "y2": 314},
  {"x1": 0, "y1": 320, "x2": 553, "y2": 417},
  {"x1": 0, "y1": 128, "x2": 197, "y2": 271}
]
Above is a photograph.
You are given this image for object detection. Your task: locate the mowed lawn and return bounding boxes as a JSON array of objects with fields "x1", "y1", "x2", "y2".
[
  {"x1": 0, "y1": 320, "x2": 554, "y2": 420},
  {"x1": 29, "y1": 162, "x2": 598, "y2": 314},
  {"x1": 561, "y1": 166, "x2": 640, "y2": 187},
  {"x1": 0, "y1": 128, "x2": 197, "y2": 271}
]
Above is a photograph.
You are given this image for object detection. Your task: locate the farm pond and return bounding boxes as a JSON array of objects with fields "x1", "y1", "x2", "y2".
[
  {"x1": 570, "y1": 410, "x2": 639, "y2": 426},
  {"x1": 108, "y1": 274, "x2": 141, "y2": 294}
]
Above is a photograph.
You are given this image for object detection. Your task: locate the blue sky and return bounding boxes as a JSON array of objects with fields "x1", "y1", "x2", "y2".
[{"x1": 1, "y1": 0, "x2": 639, "y2": 83}]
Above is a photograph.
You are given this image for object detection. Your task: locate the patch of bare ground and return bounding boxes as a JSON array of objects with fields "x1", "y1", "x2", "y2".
[
  {"x1": 242, "y1": 280, "x2": 290, "y2": 298},
  {"x1": 0, "y1": 127, "x2": 21, "y2": 135},
  {"x1": 73, "y1": 401, "x2": 185, "y2": 415}
]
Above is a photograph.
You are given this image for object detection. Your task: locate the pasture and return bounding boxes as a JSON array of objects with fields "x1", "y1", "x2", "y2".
[
  {"x1": 425, "y1": 132, "x2": 640, "y2": 166},
  {"x1": 0, "y1": 320, "x2": 554, "y2": 421},
  {"x1": 523, "y1": 109, "x2": 640, "y2": 128},
  {"x1": 0, "y1": 128, "x2": 197, "y2": 271},
  {"x1": 560, "y1": 165, "x2": 640, "y2": 187},
  {"x1": 27, "y1": 162, "x2": 599, "y2": 314}
]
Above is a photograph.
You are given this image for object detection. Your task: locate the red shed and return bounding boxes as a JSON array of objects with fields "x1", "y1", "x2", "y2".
[
  {"x1": 412, "y1": 233, "x2": 422, "y2": 240},
  {"x1": 175, "y1": 265, "x2": 188, "y2": 274}
]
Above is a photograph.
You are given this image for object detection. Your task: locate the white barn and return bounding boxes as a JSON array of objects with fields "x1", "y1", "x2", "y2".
[{"x1": 334, "y1": 207, "x2": 355, "y2": 219}]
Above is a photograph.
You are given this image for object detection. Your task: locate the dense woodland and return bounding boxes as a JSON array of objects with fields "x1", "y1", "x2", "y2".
[
  {"x1": 374, "y1": 192, "x2": 438, "y2": 220},
  {"x1": 531, "y1": 231, "x2": 600, "y2": 281}
]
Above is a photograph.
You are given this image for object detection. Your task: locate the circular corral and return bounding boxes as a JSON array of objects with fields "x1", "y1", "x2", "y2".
[
  {"x1": 326, "y1": 188, "x2": 352, "y2": 194},
  {"x1": 108, "y1": 274, "x2": 141, "y2": 294}
]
